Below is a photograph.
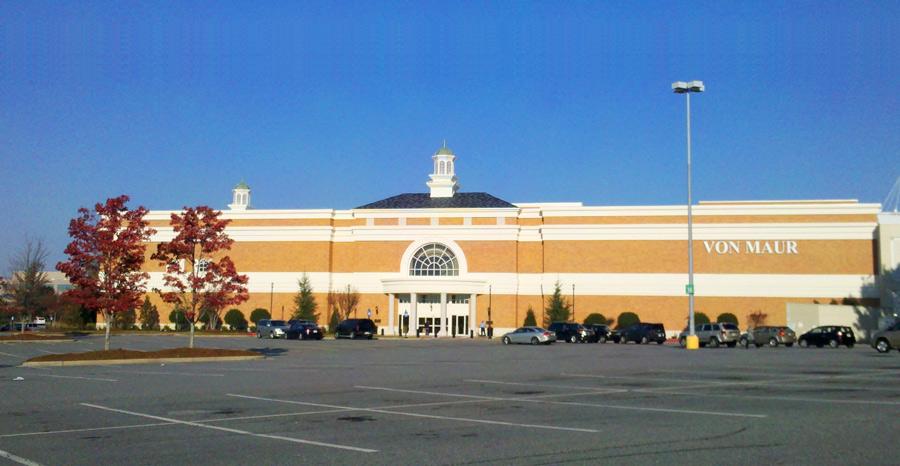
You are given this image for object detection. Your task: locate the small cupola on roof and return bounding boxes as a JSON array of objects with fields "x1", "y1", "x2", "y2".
[
  {"x1": 426, "y1": 141, "x2": 459, "y2": 198},
  {"x1": 228, "y1": 180, "x2": 251, "y2": 211}
]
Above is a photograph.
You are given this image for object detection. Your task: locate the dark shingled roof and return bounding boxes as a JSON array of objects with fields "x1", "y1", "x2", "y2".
[{"x1": 356, "y1": 192, "x2": 515, "y2": 209}]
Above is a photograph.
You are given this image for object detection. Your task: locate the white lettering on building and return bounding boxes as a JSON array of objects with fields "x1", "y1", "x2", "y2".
[{"x1": 703, "y1": 240, "x2": 798, "y2": 255}]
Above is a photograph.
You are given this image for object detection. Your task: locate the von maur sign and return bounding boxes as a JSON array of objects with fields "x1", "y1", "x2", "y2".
[{"x1": 703, "y1": 240, "x2": 799, "y2": 255}]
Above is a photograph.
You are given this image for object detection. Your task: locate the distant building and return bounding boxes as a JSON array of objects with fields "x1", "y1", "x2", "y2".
[{"x1": 142, "y1": 144, "x2": 887, "y2": 335}]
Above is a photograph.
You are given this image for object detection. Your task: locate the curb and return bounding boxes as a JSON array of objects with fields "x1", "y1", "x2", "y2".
[
  {"x1": 1, "y1": 339, "x2": 76, "y2": 344},
  {"x1": 21, "y1": 355, "x2": 265, "y2": 367}
]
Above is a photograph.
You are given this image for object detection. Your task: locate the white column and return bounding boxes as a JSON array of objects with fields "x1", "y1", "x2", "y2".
[
  {"x1": 440, "y1": 292, "x2": 448, "y2": 337},
  {"x1": 410, "y1": 292, "x2": 418, "y2": 336},
  {"x1": 388, "y1": 293, "x2": 395, "y2": 336},
  {"x1": 469, "y1": 294, "x2": 476, "y2": 336}
]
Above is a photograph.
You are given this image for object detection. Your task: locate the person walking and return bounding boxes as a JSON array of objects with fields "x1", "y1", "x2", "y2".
[{"x1": 480, "y1": 320, "x2": 486, "y2": 336}]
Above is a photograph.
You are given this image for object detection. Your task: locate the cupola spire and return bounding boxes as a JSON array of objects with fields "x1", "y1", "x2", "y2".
[
  {"x1": 427, "y1": 142, "x2": 459, "y2": 198},
  {"x1": 229, "y1": 180, "x2": 251, "y2": 210}
]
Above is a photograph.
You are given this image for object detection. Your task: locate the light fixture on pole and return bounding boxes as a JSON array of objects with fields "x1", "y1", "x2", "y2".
[{"x1": 672, "y1": 80, "x2": 704, "y2": 350}]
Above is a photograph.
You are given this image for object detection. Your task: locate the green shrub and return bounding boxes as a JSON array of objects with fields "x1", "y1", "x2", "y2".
[
  {"x1": 224, "y1": 308, "x2": 248, "y2": 331},
  {"x1": 168, "y1": 309, "x2": 188, "y2": 331},
  {"x1": 693, "y1": 312, "x2": 711, "y2": 325},
  {"x1": 523, "y1": 306, "x2": 537, "y2": 326},
  {"x1": 616, "y1": 312, "x2": 640, "y2": 329},
  {"x1": 583, "y1": 313, "x2": 612, "y2": 325},
  {"x1": 249, "y1": 308, "x2": 271, "y2": 325},
  {"x1": 716, "y1": 312, "x2": 739, "y2": 325}
]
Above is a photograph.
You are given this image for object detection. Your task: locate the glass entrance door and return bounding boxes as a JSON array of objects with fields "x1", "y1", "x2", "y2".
[{"x1": 453, "y1": 315, "x2": 468, "y2": 336}]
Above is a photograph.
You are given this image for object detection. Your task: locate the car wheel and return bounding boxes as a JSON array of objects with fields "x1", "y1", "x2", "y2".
[
  {"x1": 569, "y1": 335, "x2": 577, "y2": 344},
  {"x1": 739, "y1": 337, "x2": 749, "y2": 349},
  {"x1": 256, "y1": 332, "x2": 261, "y2": 339},
  {"x1": 828, "y1": 339, "x2": 838, "y2": 348},
  {"x1": 268, "y1": 332, "x2": 274, "y2": 339},
  {"x1": 502, "y1": 336, "x2": 511, "y2": 345},
  {"x1": 657, "y1": 340, "x2": 665, "y2": 345},
  {"x1": 875, "y1": 338, "x2": 891, "y2": 353},
  {"x1": 709, "y1": 337, "x2": 719, "y2": 348},
  {"x1": 679, "y1": 337, "x2": 687, "y2": 348},
  {"x1": 769, "y1": 338, "x2": 779, "y2": 347},
  {"x1": 640, "y1": 336, "x2": 649, "y2": 344},
  {"x1": 350, "y1": 332, "x2": 356, "y2": 340},
  {"x1": 599, "y1": 336, "x2": 607, "y2": 344},
  {"x1": 799, "y1": 339, "x2": 808, "y2": 348},
  {"x1": 531, "y1": 337, "x2": 539, "y2": 345}
]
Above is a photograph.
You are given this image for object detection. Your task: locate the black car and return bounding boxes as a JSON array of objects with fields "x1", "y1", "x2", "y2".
[
  {"x1": 548, "y1": 322, "x2": 593, "y2": 343},
  {"x1": 335, "y1": 318, "x2": 377, "y2": 339},
  {"x1": 615, "y1": 323, "x2": 666, "y2": 344},
  {"x1": 286, "y1": 322, "x2": 324, "y2": 340},
  {"x1": 583, "y1": 324, "x2": 612, "y2": 343},
  {"x1": 798, "y1": 326, "x2": 856, "y2": 348}
]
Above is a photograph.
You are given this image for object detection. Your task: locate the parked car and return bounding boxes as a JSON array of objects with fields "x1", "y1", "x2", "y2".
[
  {"x1": 679, "y1": 322, "x2": 741, "y2": 348},
  {"x1": 871, "y1": 321, "x2": 900, "y2": 353},
  {"x1": 798, "y1": 326, "x2": 856, "y2": 348},
  {"x1": 0, "y1": 323, "x2": 44, "y2": 332},
  {"x1": 256, "y1": 319, "x2": 290, "y2": 339},
  {"x1": 548, "y1": 322, "x2": 593, "y2": 343},
  {"x1": 285, "y1": 322, "x2": 324, "y2": 340},
  {"x1": 616, "y1": 323, "x2": 666, "y2": 344},
  {"x1": 335, "y1": 318, "x2": 377, "y2": 339},
  {"x1": 583, "y1": 324, "x2": 612, "y2": 343},
  {"x1": 501, "y1": 326, "x2": 557, "y2": 345},
  {"x1": 739, "y1": 326, "x2": 796, "y2": 348}
]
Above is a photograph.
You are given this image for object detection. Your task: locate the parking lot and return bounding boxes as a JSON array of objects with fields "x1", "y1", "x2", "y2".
[{"x1": 1, "y1": 334, "x2": 899, "y2": 465}]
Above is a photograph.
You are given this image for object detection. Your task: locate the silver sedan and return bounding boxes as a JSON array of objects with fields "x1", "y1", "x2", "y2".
[{"x1": 501, "y1": 327, "x2": 557, "y2": 345}]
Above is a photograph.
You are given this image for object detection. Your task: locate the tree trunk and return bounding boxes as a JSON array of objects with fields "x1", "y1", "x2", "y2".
[
  {"x1": 104, "y1": 313, "x2": 111, "y2": 351},
  {"x1": 189, "y1": 321, "x2": 195, "y2": 348}
]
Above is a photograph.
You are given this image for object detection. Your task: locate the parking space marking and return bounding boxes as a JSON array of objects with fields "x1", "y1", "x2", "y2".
[
  {"x1": 105, "y1": 370, "x2": 225, "y2": 377},
  {"x1": 0, "y1": 422, "x2": 173, "y2": 439},
  {"x1": 35, "y1": 350, "x2": 60, "y2": 355},
  {"x1": 228, "y1": 393, "x2": 600, "y2": 433},
  {"x1": 648, "y1": 389, "x2": 900, "y2": 406},
  {"x1": 561, "y1": 372, "x2": 752, "y2": 386},
  {"x1": 0, "y1": 447, "x2": 43, "y2": 466},
  {"x1": 0, "y1": 350, "x2": 24, "y2": 358},
  {"x1": 80, "y1": 403, "x2": 378, "y2": 453},
  {"x1": 362, "y1": 385, "x2": 767, "y2": 419},
  {"x1": 28, "y1": 373, "x2": 118, "y2": 382},
  {"x1": 465, "y1": 379, "x2": 629, "y2": 393}
]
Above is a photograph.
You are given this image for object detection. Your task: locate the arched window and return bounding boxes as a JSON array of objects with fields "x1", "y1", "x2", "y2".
[{"x1": 409, "y1": 243, "x2": 459, "y2": 276}]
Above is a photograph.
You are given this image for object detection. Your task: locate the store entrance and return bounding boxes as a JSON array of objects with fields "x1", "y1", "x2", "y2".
[{"x1": 396, "y1": 293, "x2": 471, "y2": 337}]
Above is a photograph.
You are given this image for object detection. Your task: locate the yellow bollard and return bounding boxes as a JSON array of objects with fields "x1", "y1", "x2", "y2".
[{"x1": 685, "y1": 335, "x2": 700, "y2": 350}]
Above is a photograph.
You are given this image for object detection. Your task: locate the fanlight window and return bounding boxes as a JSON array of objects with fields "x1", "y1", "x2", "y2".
[{"x1": 410, "y1": 243, "x2": 459, "y2": 276}]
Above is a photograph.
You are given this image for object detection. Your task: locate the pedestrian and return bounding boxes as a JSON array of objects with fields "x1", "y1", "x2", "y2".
[
  {"x1": 480, "y1": 320, "x2": 486, "y2": 336},
  {"x1": 487, "y1": 322, "x2": 493, "y2": 339}
]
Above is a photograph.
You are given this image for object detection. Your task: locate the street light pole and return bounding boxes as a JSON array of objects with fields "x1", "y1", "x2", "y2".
[{"x1": 672, "y1": 80, "x2": 704, "y2": 350}]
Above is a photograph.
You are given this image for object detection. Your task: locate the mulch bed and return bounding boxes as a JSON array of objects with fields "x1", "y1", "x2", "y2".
[
  {"x1": 0, "y1": 333, "x2": 71, "y2": 342},
  {"x1": 26, "y1": 347, "x2": 259, "y2": 363}
]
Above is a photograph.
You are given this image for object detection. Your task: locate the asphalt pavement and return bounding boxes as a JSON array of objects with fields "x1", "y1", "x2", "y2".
[{"x1": 0, "y1": 333, "x2": 898, "y2": 465}]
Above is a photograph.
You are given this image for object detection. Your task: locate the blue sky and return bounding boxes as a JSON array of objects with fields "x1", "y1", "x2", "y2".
[{"x1": 1, "y1": 1, "x2": 897, "y2": 265}]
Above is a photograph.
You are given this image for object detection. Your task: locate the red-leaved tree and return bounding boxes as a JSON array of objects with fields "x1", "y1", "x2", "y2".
[
  {"x1": 56, "y1": 195, "x2": 156, "y2": 350},
  {"x1": 151, "y1": 206, "x2": 248, "y2": 348}
]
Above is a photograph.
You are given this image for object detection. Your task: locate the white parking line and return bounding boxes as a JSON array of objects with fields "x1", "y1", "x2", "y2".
[
  {"x1": 360, "y1": 385, "x2": 766, "y2": 419},
  {"x1": 80, "y1": 403, "x2": 378, "y2": 453},
  {"x1": 228, "y1": 393, "x2": 600, "y2": 433},
  {"x1": 0, "y1": 447, "x2": 43, "y2": 466},
  {"x1": 465, "y1": 379, "x2": 629, "y2": 393},
  {"x1": 106, "y1": 370, "x2": 225, "y2": 377},
  {"x1": 0, "y1": 350, "x2": 24, "y2": 358},
  {"x1": 36, "y1": 350, "x2": 60, "y2": 355},
  {"x1": 0, "y1": 422, "x2": 172, "y2": 439},
  {"x1": 28, "y1": 373, "x2": 118, "y2": 382},
  {"x1": 647, "y1": 389, "x2": 900, "y2": 406}
]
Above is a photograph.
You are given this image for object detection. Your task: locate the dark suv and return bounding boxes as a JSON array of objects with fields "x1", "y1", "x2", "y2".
[
  {"x1": 583, "y1": 324, "x2": 612, "y2": 343},
  {"x1": 798, "y1": 326, "x2": 855, "y2": 348},
  {"x1": 615, "y1": 323, "x2": 666, "y2": 344},
  {"x1": 335, "y1": 318, "x2": 377, "y2": 339},
  {"x1": 548, "y1": 322, "x2": 593, "y2": 343}
]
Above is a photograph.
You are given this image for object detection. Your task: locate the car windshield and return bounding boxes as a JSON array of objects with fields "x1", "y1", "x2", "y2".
[
  {"x1": 270, "y1": 320, "x2": 286, "y2": 326},
  {"x1": 722, "y1": 323, "x2": 738, "y2": 330}
]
